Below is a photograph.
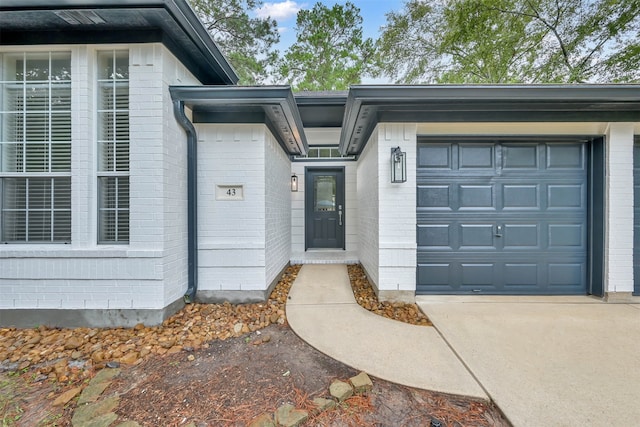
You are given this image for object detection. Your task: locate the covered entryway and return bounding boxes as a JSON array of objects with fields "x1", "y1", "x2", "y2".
[
  {"x1": 417, "y1": 138, "x2": 588, "y2": 294},
  {"x1": 305, "y1": 167, "x2": 345, "y2": 249}
]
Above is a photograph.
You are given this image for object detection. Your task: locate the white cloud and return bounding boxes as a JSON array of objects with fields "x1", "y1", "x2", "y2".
[
  {"x1": 255, "y1": 1, "x2": 301, "y2": 20},
  {"x1": 277, "y1": 26, "x2": 289, "y2": 34}
]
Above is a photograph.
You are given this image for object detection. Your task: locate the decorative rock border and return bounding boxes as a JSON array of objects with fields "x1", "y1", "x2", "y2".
[{"x1": 248, "y1": 371, "x2": 374, "y2": 427}]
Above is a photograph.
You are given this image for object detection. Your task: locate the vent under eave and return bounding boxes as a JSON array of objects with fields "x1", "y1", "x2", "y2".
[{"x1": 55, "y1": 10, "x2": 105, "y2": 25}]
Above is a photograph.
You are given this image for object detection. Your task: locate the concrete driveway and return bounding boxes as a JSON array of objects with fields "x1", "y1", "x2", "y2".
[{"x1": 416, "y1": 296, "x2": 640, "y2": 427}]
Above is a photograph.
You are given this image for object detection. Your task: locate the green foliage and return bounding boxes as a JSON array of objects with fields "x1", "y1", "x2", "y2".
[
  {"x1": 189, "y1": 0, "x2": 280, "y2": 84},
  {"x1": 276, "y1": 2, "x2": 375, "y2": 91},
  {"x1": 376, "y1": 0, "x2": 640, "y2": 83}
]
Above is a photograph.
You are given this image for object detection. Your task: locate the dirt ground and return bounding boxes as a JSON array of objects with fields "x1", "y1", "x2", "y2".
[
  {"x1": 1, "y1": 265, "x2": 511, "y2": 426},
  {"x1": 111, "y1": 324, "x2": 510, "y2": 427}
]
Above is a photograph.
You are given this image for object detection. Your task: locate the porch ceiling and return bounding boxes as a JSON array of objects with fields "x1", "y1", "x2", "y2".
[
  {"x1": 339, "y1": 85, "x2": 640, "y2": 156},
  {"x1": 170, "y1": 86, "x2": 309, "y2": 156},
  {"x1": 0, "y1": 0, "x2": 237, "y2": 85}
]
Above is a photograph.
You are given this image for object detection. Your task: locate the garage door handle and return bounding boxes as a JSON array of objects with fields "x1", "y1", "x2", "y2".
[{"x1": 495, "y1": 225, "x2": 503, "y2": 237}]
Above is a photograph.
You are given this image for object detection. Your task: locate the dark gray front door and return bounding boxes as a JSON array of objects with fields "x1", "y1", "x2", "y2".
[
  {"x1": 305, "y1": 168, "x2": 345, "y2": 249},
  {"x1": 417, "y1": 139, "x2": 588, "y2": 295}
]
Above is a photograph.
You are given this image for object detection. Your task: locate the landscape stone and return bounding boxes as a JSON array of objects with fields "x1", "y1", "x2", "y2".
[
  {"x1": 311, "y1": 397, "x2": 336, "y2": 413},
  {"x1": 248, "y1": 412, "x2": 276, "y2": 427},
  {"x1": 349, "y1": 371, "x2": 373, "y2": 393},
  {"x1": 92, "y1": 368, "x2": 121, "y2": 384},
  {"x1": 329, "y1": 380, "x2": 353, "y2": 402},
  {"x1": 115, "y1": 421, "x2": 142, "y2": 427},
  {"x1": 72, "y1": 396, "x2": 119, "y2": 426},
  {"x1": 274, "y1": 403, "x2": 308, "y2": 427},
  {"x1": 80, "y1": 412, "x2": 117, "y2": 427},
  {"x1": 53, "y1": 387, "x2": 82, "y2": 407},
  {"x1": 78, "y1": 381, "x2": 111, "y2": 404},
  {"x1": 233, "y1": 323, "x2": 243, "y2": 334},
  {"x1": 65, "y1": 336, "x2": 84, "y2": 350}
]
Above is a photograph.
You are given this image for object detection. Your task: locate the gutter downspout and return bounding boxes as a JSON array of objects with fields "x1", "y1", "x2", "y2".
[{"x1": 173, "y1": 100, "x2": 198, "y2": 303}]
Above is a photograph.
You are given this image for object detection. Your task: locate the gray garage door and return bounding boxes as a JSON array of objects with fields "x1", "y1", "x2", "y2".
[{"x1": 417, "y1": 139, "x2": 588, "y2": 295}]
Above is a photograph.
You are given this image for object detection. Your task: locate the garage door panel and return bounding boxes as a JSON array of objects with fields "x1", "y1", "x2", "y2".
[
  {"x1": 459, "y1": 144, "x2": 495, "y2": 169},
  {"x1": 502, "y1": 144, "x2": 539, "y2": 169},
  {"x1": 417, "y1": 140, "x2": 587, "y2": 295},
  {"x1": 504, "y1": 264, "x2": 538, "y2": 286},
  {"x1": 417, "y1": 185, "x2": 451, "y2": 209},
  {"x1": 459, "y1": 185, "x2": 495, "y2": 209},
  {"x1": 417, "y1": 263, "x2": 452, "y2": 287},
  {"x1": 548, "y1": 263, "x2": 584, "y2": 287},
  {"x1": 503, "y1": 224, "x2": 539, "y2": 248},
  {"x1": 460, "y1": 224, "x2": 496, "y2": 248},
  {"x1": 417, "y1": 224, "x2": 452, "y2": 249},
  {"x1": 547, "y1": 184, "x2": 585, "y2": 209},
  {"x1": 548, "y1": 223, "x2": 585, "y2": 248},
  {"x1": 461, "y1": 263, "x2": 495, "y2": 285},
  {"x1": 503, "y1": 184, "x2": 539, "y2": 209},
  {"x1": 418, "y1": 144, "x2": 452, "y2": 168},
  {"x1": 546, "y1": 144, "x2": 585, "y2": 169}
]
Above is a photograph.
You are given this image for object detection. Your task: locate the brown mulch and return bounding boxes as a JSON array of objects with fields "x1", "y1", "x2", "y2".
[{"x1": 0, "y1": 265, "x2": 510, "y2": 426}]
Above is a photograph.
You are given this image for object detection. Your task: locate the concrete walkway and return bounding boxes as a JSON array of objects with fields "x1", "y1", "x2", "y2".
[
  {"x1": 287, "y1": 264, "x2": 640, "y2": 427},
  {"x1": 286, "y1": 264, "x2": 487, "y2": 399}
]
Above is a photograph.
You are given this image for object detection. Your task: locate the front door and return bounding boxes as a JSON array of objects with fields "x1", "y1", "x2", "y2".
[{"x1": 305, "y1": 168, "x2": 345, "y2": 249}]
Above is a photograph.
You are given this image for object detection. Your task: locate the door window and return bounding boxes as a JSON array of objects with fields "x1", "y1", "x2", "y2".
[{"x1": 314, "y1": 175, "x2": 336, "y2": 212}]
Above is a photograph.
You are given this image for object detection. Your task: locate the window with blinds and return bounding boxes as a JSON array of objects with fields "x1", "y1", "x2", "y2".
[
  {"x1": 97, "y1": 50, "x2": 129, "y2": 243},
  {"x1": 0, "y1": 52, "x2": 72, "y2": 243}
]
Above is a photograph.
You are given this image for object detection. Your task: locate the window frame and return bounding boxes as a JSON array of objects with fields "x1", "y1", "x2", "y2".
[
  {"x1": 0, "y1": 51, "x2": 72, "y2": 243},
  {"x1": 96, "y1": 49, "x2": 130, "y2": 244}
]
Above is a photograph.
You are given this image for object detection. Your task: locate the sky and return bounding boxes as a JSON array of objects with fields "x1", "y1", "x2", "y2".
[{"x1": 253, "y1": 0, "x2": 406, "y2": 52}]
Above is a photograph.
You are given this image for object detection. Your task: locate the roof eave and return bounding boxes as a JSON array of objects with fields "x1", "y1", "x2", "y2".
[
  {"x1": 339, "y1": 85, "x2": 640, "y2": 156},
  {"x1": 0, "y1": 0, "x2": 238, "y2": 86},
  {"x1": 170, "y1": 86, "x2": 309, "y2": 155}
]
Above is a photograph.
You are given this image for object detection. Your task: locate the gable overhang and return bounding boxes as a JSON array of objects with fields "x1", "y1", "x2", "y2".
[
  {"x1": 0, "y1": 0, "x2": 237, "y2": 85},
  {"x1": 170, "y1": 86, "x2": 309, "y2": 155},
  {"x1": 340, "y1": 85, "x2": 640, "y2": 156}
]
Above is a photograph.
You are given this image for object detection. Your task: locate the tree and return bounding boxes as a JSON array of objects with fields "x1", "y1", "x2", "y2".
[
  {"x1": 276, "y1": 2, "x2": 375, "y2": 91},
  {"x1": 189, "y1": 0, "x2": 280, "y2": 84},
  {"x1": 375, "y1": 0, "x2": 640, "y2": 83}
]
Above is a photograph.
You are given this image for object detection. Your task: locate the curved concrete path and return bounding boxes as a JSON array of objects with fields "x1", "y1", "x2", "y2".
[{"x1": 286, "y1": 264, "x2": 487, "y2": 400}]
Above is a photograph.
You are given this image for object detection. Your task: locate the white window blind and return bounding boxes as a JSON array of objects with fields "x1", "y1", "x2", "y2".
[
  {"x1": 0, "y1": 52, "x2": 72, "y2": 242},
  {"x1": 97, "y1": 50, "x2": 129, "y2": 243}
]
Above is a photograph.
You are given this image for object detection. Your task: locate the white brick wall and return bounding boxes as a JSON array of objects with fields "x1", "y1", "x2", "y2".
[
  {"x1": 196, "y1": 124, "x2": 269, "y2": 292},
  {"x1": 265, "y1": 132, "x2": 291, "y2": 285},
  {"x1": 377, "y1": 124, "x2": 418, "y2": 292},
  {"x1": 160, "y1": 45, "x2": 200, "y2": 304},
  {"x1": 356, "y1": 124, "x2": 418, "y2": 295},
  {"x1": 356, "y1": 128, "x2": 380, "y2": 286},
  {"x1": 605, "y1": 123, "x2": 635, "y2": 293},
  {"x1": 0, "y1": 43, "x2": 200, "y2": 315}
]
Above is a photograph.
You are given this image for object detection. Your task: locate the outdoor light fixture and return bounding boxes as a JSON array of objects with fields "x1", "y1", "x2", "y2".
[
  {"x1": 291, "y1": 173, "x2": 298, "y2": 192},
  {"x1": 391, "y1": 146, "x2": 407, "y2": 183}
]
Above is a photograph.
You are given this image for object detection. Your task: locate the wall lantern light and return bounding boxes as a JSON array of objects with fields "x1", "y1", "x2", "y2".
[
  {"x1": 391, "y1": 146, "x2": 407, "y2": 183},
  {"x1": 291, "y1": 173, "x2": 299, "y2": 192}
]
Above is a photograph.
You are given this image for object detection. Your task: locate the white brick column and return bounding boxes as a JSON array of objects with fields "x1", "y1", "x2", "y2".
[
  {"x1": 605, "y1": 123, "x2": 635, "y2": 295},
  {"x1": 376, "y1": 124, "x2": 417, "y2": 302}
]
